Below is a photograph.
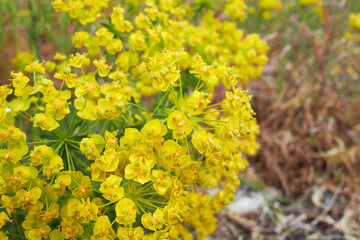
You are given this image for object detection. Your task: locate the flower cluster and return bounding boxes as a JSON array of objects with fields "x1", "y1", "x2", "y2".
[
  {"x1": 298, "y1": 0, "x2": 322, "y2": 6},
  {"x1": 345, "y1": 12, "x2": 360, "y2": 40},
  {"x1": 349, "y1": 12, "x2": 360, "y2": 30},
  {"x1": 257, "y1": 0, "x2": 283, "y2": 19},
  {"x1": 0, "y1": 0, "x2": 267, "y2": 239}
]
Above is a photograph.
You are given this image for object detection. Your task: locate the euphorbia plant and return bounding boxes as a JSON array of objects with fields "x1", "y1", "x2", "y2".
[{"x1": 0, "y1": 0, "x2": 268, "y2": 239}]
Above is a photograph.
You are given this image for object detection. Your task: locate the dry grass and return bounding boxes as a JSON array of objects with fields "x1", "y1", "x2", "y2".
[{"x1": 213, "y1": 1, "x2": 360, "y2": 239}]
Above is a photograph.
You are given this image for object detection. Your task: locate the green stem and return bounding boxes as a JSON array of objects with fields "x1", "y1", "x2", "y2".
[
  {"x1": 66, "y1": 112, "x2": 79, "y2": 136},
  {"x1": 127, "y1": 102, "x2": 146, "y2": 112},
  {"x1": 185, "y1": 137, "x2": 190, "y2": 155},
  {"x1": 59, "y1": 79, "x2": 65, "y2": 93},
  {"x1": 192, "y1": 117, "x2": 228, "y2": 123},
  {"x1": 194, "y1": 78, "x2": 201, "y2": 90},
  {"x1": 138, "y1": 192, "x2": 158, "y2": 196},
  {"x1": 152, "y1": 88, "x2": 170, "y2": 115},
  {"x1": 49, "y1": 176, "x2": 55, "y2": 187},
  {"x1": 204, "y1": 101, "x2": 224, "y2": 109},
  {"x1": 65, "y1": 144, "x2": 72, "y2": 171},
  {"x1": 144, "y1": 198, "x2": 167, "y2": 205},
  {"x1": 18, "y1": 112, "x2": 31, "y2": 121},
  {"x1": 99, "y1": 202, "x2": 114, "y2": 208},
  {"x1": 137, "y1": 199, "x2": 160, "y2": 209},
  {"x1": 136, "y1": 200, "x2": 147, "y2": 214},
  {"x1": 194, "y1": 119, "x2": 220, "y2": 128},
  {"x1": 120, "y1": 114, "x2": 132, "y2": 125},
  {"x1": 201, "y1": 109, "x2": 229, "y2": 114},
  {"x1": 67, "y1": 142, "x2": 80, "y2": 150},
  {"x1": 178, "y1": 66, "x2": 183, "y2": 97},
  {"x1": 13, "y1": 213, "x2": 24, "y2": 239},
  {"x1": 54, "y1": 142, "x2": 64, "y2": 154},
  {"x1": 170, "y1": 86, "x2": 181, "y2": 110},
  {"x1": 78, "y1": 119, "x2": 99, "y2": 134},
  {"x1": 196, "y1": 81, "x2": 205, "y2": 91},
  {"x1": 26, "y1": 140, "x2": 59, "y2": 145},
  {"x1": 75, "y1": 156, "x2": 88, "y2": 170}
]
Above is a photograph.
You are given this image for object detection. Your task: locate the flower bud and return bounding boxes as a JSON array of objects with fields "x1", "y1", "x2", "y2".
[
  {"x1": 52, "y1": 169, "x2": 60, "y2": 175},
  {"x1": 63, "y1": 66, "x2": 71, "y2": 74}
]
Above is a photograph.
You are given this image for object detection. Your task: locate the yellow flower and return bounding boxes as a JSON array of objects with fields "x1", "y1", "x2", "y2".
[
  {"x1": 0, "y1": 212, "x2": 10, "y2": 229},
  {"x1": 144, "y1": 7, "x2": 158, "y2": 21},
  {"x1": 12, "y1": 52, "x2": 34, "y2": 71},
  {"x1": 125, "y1": 161, "x2": 152, "y2": 184},
  {"x1": 114, "y1": 20, "x2": 133, "y2": 32},
  {"x1": 43, "y1": 154, "x2": 64, "y2": 178},
  {"x1": 93, "y1": 58, "x2": 112, "y2": 77},
  {"x1": 59, "y1": 219, "x2": 84, "y2": 239},
  {"x1": 167, "y1": 110, "x2": 193, "y2": 139},
  {"x1": 24, "y1": 60, "x2": 46, "y2": 74},
  {"x1": 0, "y1": 231, "x2": 8, "y2": 240},
  {"x1": 224, "y1": 0, "x2": 247, "y2": 21},
  {"x1": 135, "y1": 13, "x2": 151, "y2": 29},
  {"x1": 29, "y1": 145, "x2": 54, "y2": 166},
  {"x1": 117, "y1": 226, "x2": 144, "y2": 240},
  {"x1": 74, "y1": 73, "x2": 101, "y2": 99},
  {"x1": 106, "y1": 38, "x2": 124, "y2": 55},
  {"x1": 110, "y1": 5, "x2": 125, "y2": 25},
  {"x1": 71, "y1": 175, "x2": 93, "y2": 198},
  {"x1": 158, "y1": 140, "x2": 190, "y2": 175},
  {"x1": 163, "y1": 203, "x2": 183, "y2": 225},
  {"x1": 32, "y1": 113, "x2": 59, "y2": 132},
  {"x1": 95, "y1": 27, "x2": 114, "y2": 46},
  {"x1": 54, "y1": 66, "x2": 77, "y2": 88},
  {"x1": 96, "y1": 149, "x2": 121, "y2": 172},
  {"x1": 84, "y1": 37, "x2": 101, "y2": 56},
  {"x1": 108, "y1": 70, "x2": 128, "y2": 83},
  {"x1": 0, "y1": 85, "x2": 12, "y2": 106},
  {"x1": 99, "y1": 175, "x2": 124, "y2": 202},
  {"x1": 217, "y1": 65, "x2": 242, "y2": 89},
  {"x1": 299, "y1": 0, "x2": 321, "y2": 6},
  {"x1": 258, "y1": 0, "x2": 282, "y2": 10},
  {"x1": 72, "y1": 31, "x2": 90, "y2": 48},
  {"x1": 147, "y1": 51, "x2": 181, "y2": 92},
  {"x1": 15, "y1": 187, "x2": 42, "y2": 209},
  {"x1": 9, "y1": 72, "x2": 29, "y2": 89},
  {"x1": 92, "y1": 216, "x2": 116, "y2": 240},
  {"x1": 141, "y1": 209, "x2": 165, "y2": 231},
  {"x1": 0, "y1": 148, "x2": 24, "y2": 164},
  {"x1": 80, "y1": 135, "x2": 106, "y2": 160},
  {"x1": 185, "y1": 90, "x2": 210, "y2": 115},
  {"x1": 45, "y1": 90, "x2": 71, "y2": 120},
  {"x1": 52, "y1": 175, "x2": 72, "y2": 196},
  {"x1": 191, "y1": 129, "x2": 213, "y2": 154},
  {"x1": 349, "y1": 13, "x2": 360, "y2": 30},
  {"x1": 45, "y1": 61, "x2": 56, "y2": 72},
  {"x1": 105, "y1": 130, "x2": 119, "y2": 149},
  {"x1": 38, "y1": 79, "x2": 57, "y2": 100},
  {"x1": 13, "y1": 165, "x2": 38, "y2": 184},
  {"x1": 190, "y1": 57, "x2": 219, "y2": 89},
  {"x1": 151, "y1": 170, "x2": 172, "y2": 195},
  {"x1": 141, "y1": 119, "x2": 167, "y2": 144},
  {"x1": 115, "y1": 198, "x2": 136, "y2": 225},
  {"x1": 67, "y1": 198, "x2": 98, "y2": 223},
  {"x1": 69, "y1": 52, "x2": 91, "y2": 68},
  {"x1": 53, "y1": 52, "x2": 67, "y2": 61},
  {"x1": 26, "y1": 223, "x2": 51, "y2": 240},
  {"x1": 129, "y1": 31, "x2": 147, "y2": 51}
]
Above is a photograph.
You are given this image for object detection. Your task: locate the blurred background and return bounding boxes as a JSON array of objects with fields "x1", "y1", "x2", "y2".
[{"x1": 1, "y1": 0, "x2": 360, "y2": 239}]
